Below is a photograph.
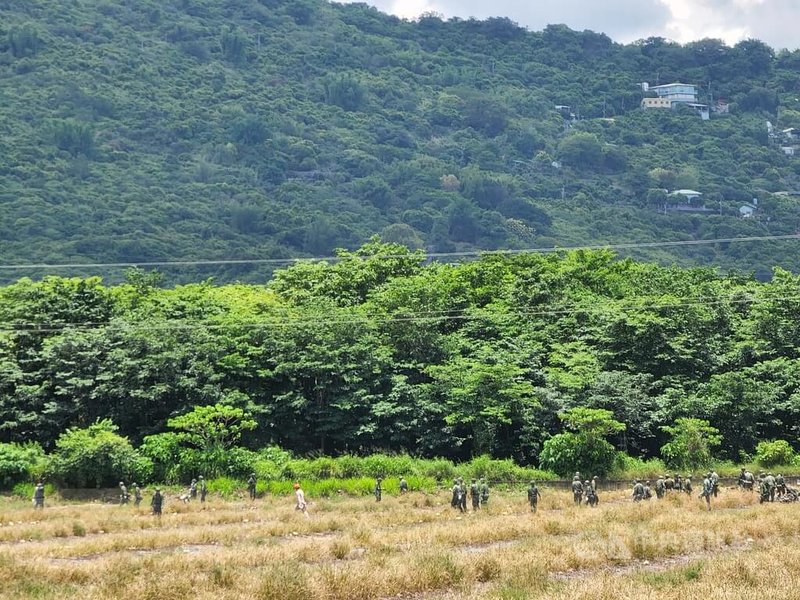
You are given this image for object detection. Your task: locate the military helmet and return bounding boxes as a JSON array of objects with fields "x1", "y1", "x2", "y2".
[
  {"x1": 530, "y1": 480, "x2": 535, "y2": 485},
  {"x1": 573, "y1": 475, "x2": 580, "y2": 481}
]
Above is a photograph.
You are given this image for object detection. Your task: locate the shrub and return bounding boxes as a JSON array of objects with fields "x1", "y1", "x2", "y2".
[
  {"x1": 755, "y1": 440, "x2": 795, "y2": 467},
  {"x1": 0, "y1": 442, "x2": 45, "y2": 489},
  {"x1": 47, "y1": 419, "x2": 152, "y2": 488}
]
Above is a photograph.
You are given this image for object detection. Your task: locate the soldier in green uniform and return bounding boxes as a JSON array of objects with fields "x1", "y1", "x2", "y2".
[
  {"x1": 151, "y1": 488, "x2": 163, "y2": 516},
  {"x1": 655, "y1": 475, "x2": 666, "y2": 499},
  {"x1": 758, "y1": 473, "x2": 769, "y2": 503},
  {"x1": 33, "y1": 482, "x2": 45, "y2": 509},
  {"x1": 584, "y1": 480, "x2": 598, "y2": 506},
  {"x1": 119, "y1": 481, "x2": 129, "y2": 505},
  {"x1": 132, "y1": 482, "x2": 142, "y2": 507},
  {"x1": 700, "y1": 473, "x2": 713, "y2": 510},
  {"x1": 664, "y1": 475, "x2": 675, "y2": 491},
  {"x1": 374, "y1": 476, "x2": 383, "y2": 502},
  {"x1": 684, "y1": 475, "x2": 693, "y2": 495},
  {"x1": 199, "y1": 476, "x2": 207, "y2": 503},
  {"x1": 247, "y1": 473, "x2": 256, "y2": 500},
  {"x1": 674, "y1": 473, "x2": 683, "y2": 492},
  {"x1": 451, "y1": 479, "x2": 461, "y2": 509},
  {"x1": 399, "y1": 477, "x2": 408, "y2": 494},
  {"x1": 643, "y1": 480, "x2": 653, "y2": 500},
  {"x1": 459, "y1": 478, "x2": 467, "y2": 512},
  {"x1": 480, "y1": 478, "x2": 489, "y2": 506},
  {"x1": 776, "y1": 473, "x2": 786, "y2": 497},
  {"x1": 710, "y1": 470, "x2": 720, "y2": 497},
  {"x1": 764, "y1": 472, "x2": 776, "y2": 502},
  {"x1": 189, "y1": 478, "x2": 197, "y2": 500},
  {"x1": 527, "y1": 480, "x2": 541, "y2": 513},
  {"x1": 470, "y1": 478, "x2": 480, "y2": 510},
  {"x1": 572, "y1": 476, "x2": 584, "y2": 505},
  {"x1": 632, "y1": 479, "x2": 644, "y2": 502}
]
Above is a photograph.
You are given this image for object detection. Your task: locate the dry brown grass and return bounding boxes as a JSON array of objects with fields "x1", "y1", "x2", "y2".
[{"x1": 0, "y1": 487, "x2": 795, "y2": 599}]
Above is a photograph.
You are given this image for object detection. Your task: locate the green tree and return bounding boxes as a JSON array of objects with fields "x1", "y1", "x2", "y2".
[
  {"x1": 660, "y1": 418, "x2": 721, "y2": 470},
  {"x1": 539, "y1": 408, "x2": 625, "y2": 477},
  {"x1": 47, "y1": 420, "x2": 152, "y2": 488},
  {"x1": 557, "y1": 133, "x2": 603, "y2": 169},
  {"x1": 167, "y1": 401, "x2": 257, "y2": 453}
]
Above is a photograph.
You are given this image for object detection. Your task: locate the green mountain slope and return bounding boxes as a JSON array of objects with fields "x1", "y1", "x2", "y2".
[{"x1": 2, "y1": 0, "x2": 800, "y2": 280}]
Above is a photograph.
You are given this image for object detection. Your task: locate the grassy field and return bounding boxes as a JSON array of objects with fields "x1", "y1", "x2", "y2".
[{"x1": 0, "y1": 486, "x2": 798, "y2": 599}]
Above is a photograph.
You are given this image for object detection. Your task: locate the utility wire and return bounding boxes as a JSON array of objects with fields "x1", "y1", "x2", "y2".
[
  {"x1": 0, "y1": 291, "x2": 789, "y2": 334},
  {"x1": 0, "y1": 234, "x2": 797, "y2": 271}
]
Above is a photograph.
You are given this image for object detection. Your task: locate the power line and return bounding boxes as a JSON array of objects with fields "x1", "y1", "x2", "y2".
[
  {"x1": 0, "y1": 291, "x2": 789, "y2": 334},
  {"x1": 0, "y1": 234, "x2": 797, "y2": 271}
]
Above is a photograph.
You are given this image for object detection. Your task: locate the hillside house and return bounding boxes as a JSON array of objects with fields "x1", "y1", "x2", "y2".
[
  {"x1": 671, "y1": 189, "x2": 703, "y2": 202},
  {"x1": 641, "y1": 82, "x2": 708, "y2": 118},
  {"x1": 739, "y1": 204, "x2": 757, "y2": 218},
  {"x1": 781, "y1": 146, "x2": 796, "y2": 156}
]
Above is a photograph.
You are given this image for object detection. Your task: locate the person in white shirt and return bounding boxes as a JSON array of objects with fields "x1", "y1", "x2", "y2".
[{"x1": 294, "y1": 482, "x2": 309, "y2": 517}]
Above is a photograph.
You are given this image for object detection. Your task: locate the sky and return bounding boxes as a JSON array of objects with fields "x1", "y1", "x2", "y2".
[{"x1": 352, "y1": 0, "x2": 799, "y2": 50}]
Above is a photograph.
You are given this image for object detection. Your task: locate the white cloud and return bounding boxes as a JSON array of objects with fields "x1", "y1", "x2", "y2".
[{"x1": 350, "y1": 0, "x2": 800, "y2": 48}]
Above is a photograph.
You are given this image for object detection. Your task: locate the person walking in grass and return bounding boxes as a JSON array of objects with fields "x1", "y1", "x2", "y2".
[
  {"x1": 451, "y1": 480, "x2": 462, "y2": 511},
  {"x1": 189, "y1": 478, "x2": 197, "y2": 501},
  {"x1": 119, "y1": 481, "x2": 129, "y2": 505},
  {"x1": 710, "y1": 470, "x2": 720, "y2": 497},
  {"x1": 294, "y1": 482, "x2": 309, "y2": 518},
  {"x1": 459, "y1": 478, "x2": 468, "y2": 512},
  {"x1": 632, "y1": 479, "x2": 645, "y2": 502},
  {"x1": 151, "y1": 488, "x2": 163, "y2": 517},
  {"x1": 527, "y1": 480, "x2": 541, "y2": 513},
  {"x1": 655, "y1": 475, "x2": 666, "y2": 499},
  {"x1": 132, "y1": 483, "x2": 142, "y2": 507},
  {"x1": 572, "y1": 476, "x2": 584, "y2": 505},
  {"x1": 399, "y1": 477, "x2": 408, "y2": 494},
  {"x1": 700, "y1": 473, "x2": 713, "y2": 510},
  {"x1": 470, "y1": 478, "x2": 480, "y2": 510},
  {"x1": 480, "y1": 478, "x2": 489, "y2": 506},
  {"x1": 776, "y1": 473, "x2": 786, "y2": 497},
  {"x1": 584, "y1": 480, "x2": 598, "y2": 507},
  {"x1": 684, "y1": 475, "x2": 693, "y2": 495},
  {"x1": 374, "y1": 476, "x2": 383, "y2": 502},
  {"x1": 33, "y1": 482, "x2": 45, "y2": 509},
  {"x1": 247, "y1": 473, "x2": 257, "y2": 501},
  {"x1": 199, "y1": 476, "x2": 207, "y2": 503}
]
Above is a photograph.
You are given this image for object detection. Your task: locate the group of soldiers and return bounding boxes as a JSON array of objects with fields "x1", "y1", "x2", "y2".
[
  {"x1": 570, "y1": 474, "x2": 600, "y2": 507},
  {"x1": 450, "y1": 477, "x2": 490, "y2": 512},
  {"x1": 738, "y1": 468, "x2": 796, "y2": 503}
]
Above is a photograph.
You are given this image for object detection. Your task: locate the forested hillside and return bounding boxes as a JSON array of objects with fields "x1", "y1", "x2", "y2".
[
  {"x1": 3, "y1": 243, "x2": 800, "y2": 473},
  {"x1": 3, "y1": 0, "x2": 800, "y2": 280}
]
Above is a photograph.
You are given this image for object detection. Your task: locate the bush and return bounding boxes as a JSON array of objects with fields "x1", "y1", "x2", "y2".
[
  {"x1": 47, "y1": 420, "x2": 152, "y2": 488},
  {"x1": 755, "y1": 440, "x2": 795, "y2": 467},
  {"x1": 613, "y1": 454, "x2": 668, "y2": 479},
  {"x1": 0, "y1": 442, "x2": 45, "y2": 489},
  {"x1": 539, "y1": 432, "x2": 618, "y2": 477}
]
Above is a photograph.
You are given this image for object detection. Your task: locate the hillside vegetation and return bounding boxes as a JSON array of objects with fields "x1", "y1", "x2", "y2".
[
  {"x1": 3, "y1": 0, "x2": 800, "y2": 280},
  {"x1": 2, "y1": 244, "x2": 800, "y2": 474}
]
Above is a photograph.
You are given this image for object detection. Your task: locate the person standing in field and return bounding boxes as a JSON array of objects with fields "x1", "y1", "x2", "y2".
[
  {"x1": 655, "y1": 475, "x2": 666, "y2": 499},
  {"x1": 399, "y1": 477, "x2": 408, "y2": 494},
  {"x1": 451, "y1": 479, "x2": 462, "y2": 510},
  {"x1": 119, "y1": 481, "x2": 129, "y2": 505},
  {"x1": 527, "y1": 480, "x2": 541, "y2": 513},
  {"x1": 584, "y1": 480, "x2": 598, "y2": 506},
  {"x1": 247, "y1": 473, "x2": 257, "y2": 500},
  {"x1": 700, "y1": 473, "x2": 713, "y2": 510},
  {"x1": 189, "y1": 478, "x2": 197, "y2": 500},
  {"x1": 33, "y1": 482, "x2": 45, "y2": 509},
  {"x1": 374, "y1": 476, "x2": 383, "y2": 502},
  {"x1": 132, "y1": 483, "x2": 142, "y2": 507},
  {"x1": 684, "y1": 475, "x2": 692, "y2": 495},
  {"x1": 632, "y1": 479, "x2": 644, "y2": 502},
  {"x1": 199, "y1": 476, "x2": 207, "y2": 503},
  {"x1": 572, "y1": 476, "x2": 584, "y2": 505},
  {"x1": 151, "y1": 488, "x2": 163, "y2": 517},
  {"x1": 459, "y1": 478, "x2": 468, "y2": 512},
  {"x1": 480, "y1": 478, "x2": 489, "y2": 506},
  {"x1": 710, "y1": 470, "x2": 720, "y2": 497},
  {"x1": 294, "y1": 482, "x2": 309, "y2": 517},
  {"x1": 470, "y1": 479, "x2": 480, "y2": 510}
]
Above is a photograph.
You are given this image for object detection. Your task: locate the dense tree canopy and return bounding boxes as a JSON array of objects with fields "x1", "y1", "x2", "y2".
[{"x1": 2, "y1": 243, "x2": 800, "y2": 468}]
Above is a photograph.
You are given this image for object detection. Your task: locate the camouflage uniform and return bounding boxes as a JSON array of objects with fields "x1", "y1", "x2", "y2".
[
  {"x1": 247, "y1": 473, "x2": 257, "y2": 500},
  {"x1": 189, "y1": 478, "x2": 197, "y2": 500},
  {"x1": 527, "y1": 481, "x2": 541, "y2": 513},
  {"x1": 33, "y1": 483, "x2": 45, "y2": 509},
  {"x1": 584, "y1": 480, "x2": 598, "y2": 506},
  {"x1": 132, "y1": 483, "x2": 142, "y2": 507},
  {"x1": 764, "y1": 473, "x2": 776, "y2": 502},
  {"x1": 710, "y1": 471, "x2": 720, "y2": 497},
  {"x1": 572, "y1": 476, "x2": 584, "y2": 505},
  {"x1": 459, "y1": 479, "x2": 467, "y2": 512},
  {"x1": 399, "y1": 477, "x2": 408, "y2": 494},
  {"x1": 374, "y1": 477, "x2": 383, "y2": 502},
  {"x1": 700, "y1": 474, "x2": 713, "y2": 510},
  {"x1": 119, "y1": 482, "x2": 129, "y2": 505},
  {"x1": 684, "y1": 476, "x2": 693, "y2": 495},
  {"x1": 451, "y1": 480, "x2": 461, "y2": 509},
  {"x1": 151, "y1": 489, "x2": 163, "y2": 516},
  {"x1": 632, "y1": 480, "x2": 645, "y2": 502},
  {"x1": 643, "y1": 481, "x2": 653, "y2": 500},
  {"x1": 470, "y1": 479, "x2": 480, "y2": 509},
  {"x1": 199, "y1": 476, "x2": 207, "y2": 503},
  {"x1": 655, "y1": 476, "x2": 666, "y2": 499},
  {"x1": 776, "y1": 474, "x2": 786, "y2": 497},
  {"x1": 480, "y1": 479, "x2": 489, "y2": 505}
]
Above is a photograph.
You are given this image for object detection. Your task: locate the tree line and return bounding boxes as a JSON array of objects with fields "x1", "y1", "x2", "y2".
[{"x1": 1, "y1": 242, "x2": 800, "y2": 483}]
